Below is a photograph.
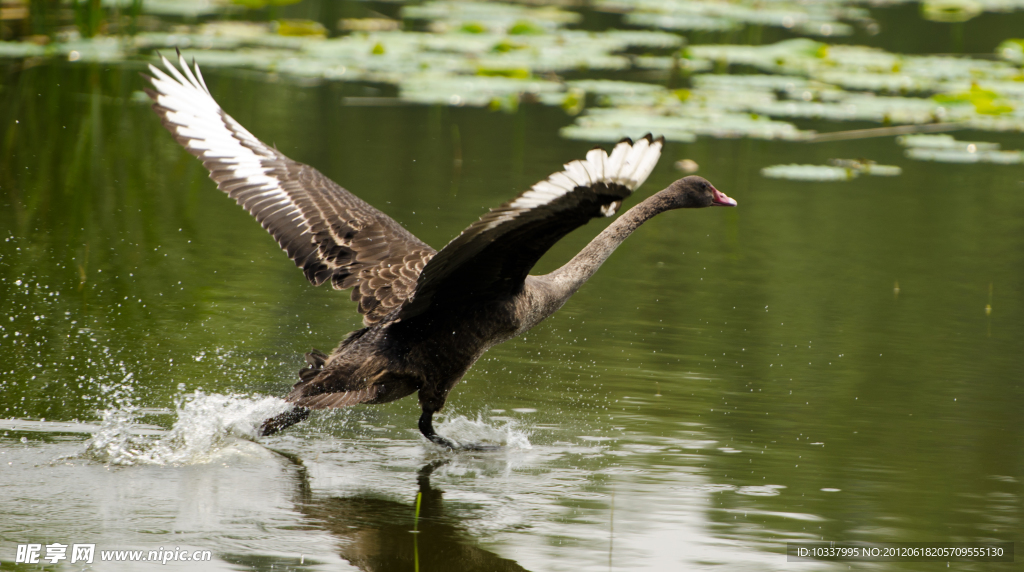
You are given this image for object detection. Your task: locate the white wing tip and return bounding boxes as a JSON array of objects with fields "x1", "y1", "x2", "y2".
[
  {"x1": 506, "y1": 134, "x2": 663, "y2": 212},
  {"x1": 608, "y1": 133, "x2": 663, "y2": 189}
]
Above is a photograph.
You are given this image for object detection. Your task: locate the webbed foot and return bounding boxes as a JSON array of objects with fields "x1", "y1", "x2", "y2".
[{"x1": 419, "y1": 410, "x2": 501, "y2": 452}]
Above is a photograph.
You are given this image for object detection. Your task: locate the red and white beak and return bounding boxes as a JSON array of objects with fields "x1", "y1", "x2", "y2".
[{"x1": 712, "y1": 187, "x2": 737, "y2": 207}]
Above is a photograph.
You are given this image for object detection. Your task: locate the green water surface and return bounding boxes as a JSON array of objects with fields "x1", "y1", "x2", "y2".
[{"x1": 1, "y1": 46, "x2": 1022, "y2": 571}]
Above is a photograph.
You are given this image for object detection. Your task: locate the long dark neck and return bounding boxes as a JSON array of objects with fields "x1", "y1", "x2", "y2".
[{"x1": 524, "y1": 192, "x2": 676, "y2": 324}]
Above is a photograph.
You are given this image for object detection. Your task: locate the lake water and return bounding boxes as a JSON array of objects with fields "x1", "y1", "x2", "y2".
[{"x1": 2, "y1": 25, "x2": 1023, "y2": 572}]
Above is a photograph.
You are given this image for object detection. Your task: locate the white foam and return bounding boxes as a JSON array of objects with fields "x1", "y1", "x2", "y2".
[
  {"x1": 434, "y1": 414, "x2": 532, "y2": 450},
  {"x1": 84, "y1": 392, "x2": 291, "y2": 466}
]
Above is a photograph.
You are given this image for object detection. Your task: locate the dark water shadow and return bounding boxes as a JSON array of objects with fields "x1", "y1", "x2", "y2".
[{"x1": 286, "y1": 458, "x2": 531, "y2": 572}]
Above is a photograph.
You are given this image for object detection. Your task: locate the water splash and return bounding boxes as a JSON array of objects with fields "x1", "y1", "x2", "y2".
[
  {"x1": 85, "y1": 391, "x2": 290, "y2": 466},
  {"x1": 436, "y1": 414, "x2": 532, "y2": 450}
]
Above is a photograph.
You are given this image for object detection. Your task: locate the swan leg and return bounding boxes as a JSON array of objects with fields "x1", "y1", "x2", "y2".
[
  {"x1": 418, "y1": 410, "x2": 500, "y2": 451},
  {"x1": 259, "y1": 407, "x2": 311, "y2": 436},
  {"x1": 418, "y1": 409, "x2": 458, "y2": 449}
]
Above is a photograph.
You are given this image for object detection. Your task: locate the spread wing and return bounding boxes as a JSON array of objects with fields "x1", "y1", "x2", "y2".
[
  {"x1": 145, "y1": 53, "x2": 435, "y2": 325},
  {"x1": 398, "y1": 135, "x2": 663, "y2": 320}
]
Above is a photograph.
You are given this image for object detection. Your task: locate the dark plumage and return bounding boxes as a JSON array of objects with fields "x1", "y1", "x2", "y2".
[{"x1": 146, "y1": 54, "x2": 737, "y2": 449}]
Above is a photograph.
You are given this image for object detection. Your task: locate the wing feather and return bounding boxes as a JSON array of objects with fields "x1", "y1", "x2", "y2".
[
  {"x1": 289, "y1": 387, "x2": 379, "y2": 409},
  {"x1": 146, "y1": 53, "x2": 435, "y2": 325},
  {"x1": 399, "y1": 135, "x2": 664, "y2": 320}
]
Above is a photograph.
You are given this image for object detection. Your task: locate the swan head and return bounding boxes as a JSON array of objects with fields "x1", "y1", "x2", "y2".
[{"x1": 662, "y1": 176, "x2": 737, "y2": 208}]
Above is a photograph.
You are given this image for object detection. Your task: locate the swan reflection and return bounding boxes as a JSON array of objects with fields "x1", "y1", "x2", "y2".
[{"x1": 293, "y1": 460, "x2": 530, "y2": 572}]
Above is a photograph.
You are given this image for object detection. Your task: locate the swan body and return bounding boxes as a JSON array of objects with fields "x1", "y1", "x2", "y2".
[{"x1": 146, "y1": 54, "x2": 737, "y2": 449}]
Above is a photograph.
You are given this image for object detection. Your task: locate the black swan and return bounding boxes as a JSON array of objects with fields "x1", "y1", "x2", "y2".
[{"x1": 145, "y1": 54, "x2": 737, "y2": 450}]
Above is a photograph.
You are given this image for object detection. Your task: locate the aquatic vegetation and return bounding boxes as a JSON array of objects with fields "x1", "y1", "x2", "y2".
[
  {"x1": 562, "y1": 105, "x2": 810, "y2": 142},
  {"x1": 593, "y1": 0, "x2": 862, "y2": 37},
  {"x1": 896, "y1": 133, "x2": 1000, "y2": 151},
  {"x1": 102, "y1": 0, "x2": 241, "y2": 18},
  {"x1": 274, "y1": 19, "x2": 328, "y2": 38},
  {"x1": 560, "y1": 75, "x2": 816, "y2": 141},
  {"x1": 687, "y1": 39, "x2": 1022, "y2": 95},
  {"x1": 934, "y1": 84, "x2": 1015, "y2": 115},
  {"x1": 0, "y1": 41, "x2": 45, "y2": 58},
  {"x1": 4, "y1": 0, "x2": 1024, "y2": 143},
  {"x1": 905, "y1": 147, "x2": 1024, "y2": 163},
  {"x1": 400, "y1": 74, "x2": 563, "y2": 108},
  {"x1": 762, "y1": 164, "x2": 856, "y2": 181},
  {"x1": 898, "y1": 134, "x2": 1024, "y2": 163},
  {"x1": 231, "y1": 0, "x2": 302, "y2": 8},
  {"x1": 828, "y1": 159, "x2": 903, "y2": 176},
  {"x1": 404, "y1": 0, "x2": 580, "y2": 34},
  {"x1": 920, "y1": 0, "x2": 984, "y2": 22},
  {"x1": 761, "y1": 160, "x2": 902, "y2": 180},
  {"x1": 997, "y1": 39, "x2": 1024, "y2": 63}
]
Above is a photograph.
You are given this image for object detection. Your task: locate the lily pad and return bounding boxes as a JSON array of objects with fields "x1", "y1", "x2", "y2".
[
  {"x1": 404, "y1": 1, "x2": 580, "y2": 34},
  {"x1": 896, "y1": 133, "x2": 1001, "y2": 151},
  {"x1": 560, "y1": 124, "x2": 697, "y2": 143},
  {"x1": 761, "y1": 164, "x2": 856, "y2": 181},
  {"x1": 900, "y1": 136, "x2": 1024, "y2": 163},
  {"x1": 828, "y1": 159, "x2": 902, "y2": 176},
  {"x1": 762, "y1": 160, "x2": 901, "y2": 180},
  {"x1": 399, "y1": 74, "x2": 563, "y2": 107},
  {"x1": 997, "y1": 39, "x2": 1024, "y2": 64},
  {"x1": 596, "y1": 0, "x2": 856, "y2": 37},
  {"x1": 102, "y1": 0, "x2": 238, "y2": 17},
  {"x1": 905, "y1": 147, "x2": 1024, "y2": 163},
  {"x1": 921, "y1": 0, "x2": 983, "y2": 22},
  {"x1": 0, "y1": 41, "x2": 47, "y2": 58}
]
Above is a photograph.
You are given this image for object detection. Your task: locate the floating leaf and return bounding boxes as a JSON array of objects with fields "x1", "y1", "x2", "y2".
[
  {"x1": 896, "y1": 134, "x2": 1000, "y2": 151},
  {"x1": 508, "y1": 20, "x2": 545, "y2": 36},
  {"x1": 828, "y1": 159, "x2": 902, "y2": 176},
  {"x1": 491, "y1": 39, "x2": 526, "y2": 53},
  {"x1": 905, "y1": 148, "x2": 1024, "y2": 163},
  {"x1": 405, "y1": 1, "x2": 580, "y2": 34},
  {"x1": 561, "y1": 124, "x2": 697, "y2": 143},
  {"x1": 934, "y1": 84, "x2": 1015, "y2": 115},
  {"x1": 0, "y1": 41, "x2": 47, "y2": 58},
  {"x1": 477, "y1": 67, "x2": 531, "y2": 79},
  {"x1": 54, "y1": 37, "x2": 126, "y2": 62},
  {"x1": 899, "y1": 135, "x2": 1023, "y2": 162},
  {"x1": 232, "y1": 0, "x2": 301, "y2": 7},
  {"x1": 761, "y1": 164, "x2": 855, "y2": 181},
  {"x1": 762, "y1": 160, "x2": 901, "y2": 180},
  {"x1": 103, "y1": 0, "x2": 240, "y2": 17},
  {"x1": 921, "y1": 0, "x2": 983, "y2": 22},
  {"x1": 275, "y1": 20, "x2": 327, "y2": 38},
  {"x1": 338, "y1": 19, "x2": 401, "y2": 33},
  {"x1": 597, "y1": 0, "x2": 854, "y2": 37},
  {"x1": 459, "y1": 22, "x2": 488, "y2": 34},
  {"x1": 861, "y1": 164, "x2": 902, "y2": 176},
  {"x1": 625, "y1": 12, "x2": 738, "y2": 33},
  {"x1": 997, "y1": 39, "x2": 1024, "y2": 64},
  {"x1": 568, "y1": 106, "x2": 811, "y2": 141},
  {"x1": 567, "y1": 79, "x2": 669, "y2": 97},
  {"x1": 399, "y1": 74, "x2": 562, "y2": 107}
]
